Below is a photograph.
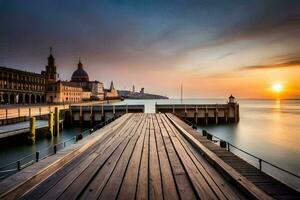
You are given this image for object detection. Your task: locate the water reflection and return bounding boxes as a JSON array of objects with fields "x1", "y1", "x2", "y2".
[{"x1": 0, "y1": 127, "x2": 86, "y2": 165}]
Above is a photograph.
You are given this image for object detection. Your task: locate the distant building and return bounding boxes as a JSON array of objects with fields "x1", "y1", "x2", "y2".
[
  {"x1": 140, "y1": 87, "x2": 144, "y2": 94},
  {"x1": 0, "y1": 66, "x2": 46, "y2": 104},
  {"x1": 105, "y1": 81, "x2": 121, "y2": 100},
  {"x1": 0, "y1": 48, "x2": 120, "y2": 104}
]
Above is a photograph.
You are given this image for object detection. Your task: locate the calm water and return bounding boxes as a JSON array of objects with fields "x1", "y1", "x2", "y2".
[
  {"x1": 0, "y1": 127, "x2": 86, "y2": 165},
  {"x1": 113, "y1": 99, "x2": 300, "y2": 190},
  {"x1": 0, "y1": 99, "x2": 299, "y2": 190}
]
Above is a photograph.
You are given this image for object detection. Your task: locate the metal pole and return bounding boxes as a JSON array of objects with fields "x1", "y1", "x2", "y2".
[{"x1": 180, "y1": 83, "x2": 183, "y2": 104}]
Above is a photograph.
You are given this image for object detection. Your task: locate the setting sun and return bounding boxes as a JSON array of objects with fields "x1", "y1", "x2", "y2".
[{"x1": 272, "y1": 83, "x2": 283, "y2": 93}]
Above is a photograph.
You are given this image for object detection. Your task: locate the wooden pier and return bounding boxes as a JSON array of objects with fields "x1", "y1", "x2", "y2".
[
  {"x1": 156, "y1": 103, "x2": 239, "y2": 124},
  {"x1": 69, "y1": 104, "x2": 144, "y2": 126},
  {"x1": 168, "y1": 114, "x2": 300, "y2": 199},
  {"x1": 0, "y1": 113, "x2": 284, "y2": 200}
]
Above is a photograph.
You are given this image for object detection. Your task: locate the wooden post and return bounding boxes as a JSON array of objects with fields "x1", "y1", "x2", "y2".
[
  {"x1": 220, "y1": 140, "x2": 227, "y2": 148},
  {"x1": 6, "y1": 109, "x2": 8, "y2": 119},
  {"x1": 54, "y1": 107, "x2": 60, "y2": 136},
  {"x1": 205, "y1": 106, "x2": 208, "y2": 125},
  {"x1": 29, "y1": 108, "x2": 31, "y2": 117},
  {"x1": 18, "y1": 107, "x2": 20, "y2": 118},
  {"x1": 90, "y1": 106, "x2": 93, "y2": 127},
  {"x1": 79, "y1": 106, "x2": 83, "y2": 127},
  {"x1": 215, "y1": 109, "x2": 218, "y2": 124},
  {"x1": 113, "y1": 105, "x2": 116, "y2": 118},
  {"x1": 126, "y1": 104, "x2": 128, "y2": 114},
  {"x1": 39, "y1": 107, "x2": 41, "y2": 117},
  {"x1": 48, "y1": 112, "x2": 53, "y2": 137},
  {"x1": 28, "y1": 117, "x2": 36, "y2": 144}
]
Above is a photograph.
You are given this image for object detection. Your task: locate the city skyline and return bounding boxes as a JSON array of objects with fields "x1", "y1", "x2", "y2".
[{"x1": 1, "y1": 0, "x2": 300, "y2": 98}]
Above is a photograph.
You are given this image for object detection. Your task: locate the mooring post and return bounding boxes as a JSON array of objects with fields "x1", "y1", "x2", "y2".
[
  {"x1": 90, "y1": 105, "x2": 93, "y2": 127},
  {"x1": 5, "y1": 109, "x2": 8, "y2": 119},
  {"x1": 79, "y1": 106, "x2": 83, "y2": 127},
  {"x1": 54, "y1": 107, "x2": 60, "y2": 136},
  {"x1": 207, "y1": 133, "x2": 212, "y2": 141},
  {"x1": 36, "y1": 151, "x2": 40, "y2": 162},
  {"x1": 215, "y1": 108, "x2": 218, "y2": 125},
  {"x1": 220, "y1": 140, "x2": 227, "y2": 148},
  {"x1": 48, "y1": 112, "x2": 53, "y2": 137},
  {"x1": 113, "y1": 105, "x2": 115, "y2": 118},
  {"x1": 126, "y1": 104, "x2": 128, "y2": 114},
  {"x1": 18, "y1": 107, "x2": 20, "y2": 118},
  {"x1": 28, "y1": 117, "x2": 36, "y2": 144}
]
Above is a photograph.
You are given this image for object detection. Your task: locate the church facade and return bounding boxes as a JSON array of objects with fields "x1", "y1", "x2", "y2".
[{"x1": 0, "y1": 49, "x2": 120, "y2": 104}]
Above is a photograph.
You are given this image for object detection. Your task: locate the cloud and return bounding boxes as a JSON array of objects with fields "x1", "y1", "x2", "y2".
[{"x1": 240, "y1": 56, "x2": 300, "y2": 70}]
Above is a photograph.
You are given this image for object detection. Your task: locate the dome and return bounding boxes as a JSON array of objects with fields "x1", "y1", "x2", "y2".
[{"x1": 71, "y1": 61, "x2": 89, "y2": 82}]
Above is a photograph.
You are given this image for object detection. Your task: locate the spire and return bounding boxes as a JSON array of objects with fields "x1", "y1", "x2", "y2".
[
  {"x1": 48, "y1": 47, "x2": 55, "y2": 66},
  {"x1": 110, "y1": 81, "x2": 115, "y2": 91},
  {"x1": 78, "y1": 58, "x2": 83, "y2": 69}
]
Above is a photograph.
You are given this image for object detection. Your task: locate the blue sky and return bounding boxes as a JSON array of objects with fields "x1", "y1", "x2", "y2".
[{"x1": 0, "y1": 0, "x2": 300, "y2": 98}]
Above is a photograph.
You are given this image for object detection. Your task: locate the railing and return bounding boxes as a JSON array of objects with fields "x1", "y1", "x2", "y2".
[
  {"x1": 176, "y1": 114, "x2": 300, "y2": 190},
  {"x1": 200, "y1": 129, "x2": 300, "y2": 190},
  {"x1": 0, "y1": 115, "x2": 119, "y2": 180}
]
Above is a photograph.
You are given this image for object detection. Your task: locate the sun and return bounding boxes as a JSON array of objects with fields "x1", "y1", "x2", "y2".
[{"x1": 272, "y1": 83, "x2": 283, "y2": 93}]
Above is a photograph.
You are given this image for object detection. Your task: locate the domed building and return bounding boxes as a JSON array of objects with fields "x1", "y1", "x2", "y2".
[{"x1": 71, "y1": 60, "x2": 89, "y2": 82}]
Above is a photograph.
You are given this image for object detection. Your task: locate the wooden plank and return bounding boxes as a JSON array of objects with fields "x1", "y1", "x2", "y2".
[
  {"x1": 56, "y1": 114, "x2": 143, "y2": 200},
  {"x1": 136, "y1": 115, "x2": 150, "y2": 200},
  {"x1": 155, "y1": 114, "x2": 197, "y2": 200},
  {"x1": 161, "y1": 115, "x2": 218, "y2": 199},
  {"x1": 166, "y1": 113, "x2": 273, "y2": 200},
  {"x1": 99, "y1": 114, "x2": 147, "y2": 199},
  {"x1": 1, "y1": 114, "x2": 134, "y2": 200},
  {"x1": 40, "y1": 114, "x2": 139, "y2": 199},
  {"x1": 117, "y1": 115, "x2": 148, "y2": 200},
  {"x1": 160, "y1": 114, "x2": 243, "y2": 200},
  {"x1": 81, "y1": 114, "x2": 147, "y2": 199},
  {"x1": 152, "y1": 114, "x2": 179, "y2": 200},
  {"x1": 21, "y1": 115, "x2": 135, "y2": 200},
  {"x1": 148, "y1": 114, "x2": 163, "y2": 200}
]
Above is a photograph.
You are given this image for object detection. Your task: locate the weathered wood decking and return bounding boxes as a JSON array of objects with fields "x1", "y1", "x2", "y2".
[
  {"x1": 167, "y1": 114, "x2": 300, "y2": 200},
  {"x1": 0, "y1": 113, "x2": 277, "y2": 199}
]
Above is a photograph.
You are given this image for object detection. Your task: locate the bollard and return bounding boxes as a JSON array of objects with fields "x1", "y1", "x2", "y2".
[
  {"x1": 54, "y1": 107, "x2": 60, "y2": 136},
  {"x1": 207, "y1": 133, "x2": 212, "y2": 141},
  {"x1": 28, "y1": 117, "x2": 36, "y2": 144},
  {"x1": 17, "y1": 160, "x2": 21, "y2": 171},
  {"x1": 36, "y1": 151, "x2": 40, "y2": 162},
  {"x1": 76, "y1": 134, "x2": 83, "y2": 142},
  {"x1": 54, "y1": 145, "x2": 57, "y2": 154},
  {"x1": 192, "y1": 124, "x2": 197, "y2": 129},
  {"x1": 202, "y1": 130, "x2": 207, "y2": 136},
  {"x1": 220, "y1": 140, "x2": 227, "y2": 148},
  {"x1": 48, "y1": 112, "x2": 54, "y2": 138}
]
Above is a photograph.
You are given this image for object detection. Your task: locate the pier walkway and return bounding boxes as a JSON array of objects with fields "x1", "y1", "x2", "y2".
[
  {"x1": 0, "y1": 113, "x2": 277, "y2": 199},
  {"x1": 0, "y1": 120, "x2": 63, "y2": 139},
  {"x1": 168, "y1": 114, "x2": 300, "y2": 199}
]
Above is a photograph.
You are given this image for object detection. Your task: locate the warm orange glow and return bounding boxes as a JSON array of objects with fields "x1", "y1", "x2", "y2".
[{"x1": 272, "y1": 83, "x2": 283, "y2": 93}]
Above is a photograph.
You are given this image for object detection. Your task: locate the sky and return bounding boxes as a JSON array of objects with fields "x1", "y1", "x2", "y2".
[{"x1": 0, "y1": 0, "x2": 300, "y2": 99}]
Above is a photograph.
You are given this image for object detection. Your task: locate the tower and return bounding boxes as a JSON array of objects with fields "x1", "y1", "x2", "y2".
[{"x1": 45, "y1": 47, "x2": 58, "y2": 83}]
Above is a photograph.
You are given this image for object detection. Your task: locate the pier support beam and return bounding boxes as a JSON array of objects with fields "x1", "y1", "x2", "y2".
[
  {"x1": 54, "y1": 107, "x2": 60, "y2": 136},
  {"x1": 215, "y1": 109, "x2": 218, "y2": 124},
  {"x1": 28, "y1": 117, "x2": 36, "y2": 144},
  {"x1": 48, "y1": 112, "x2": 53, "y2": 138}
]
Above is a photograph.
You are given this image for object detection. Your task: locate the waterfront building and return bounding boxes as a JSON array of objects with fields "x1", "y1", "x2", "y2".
[
  {"x1": 105, "y1": 81, "x2": 120, "y2": 100},
  {"x1": 0, "y1": 48, "x2": 120, "y2": 104},
  {"x1": 0, "y1": 66, "x2": 46, "y2": 104}
]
